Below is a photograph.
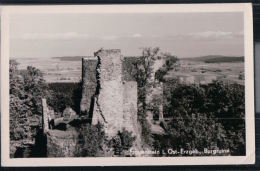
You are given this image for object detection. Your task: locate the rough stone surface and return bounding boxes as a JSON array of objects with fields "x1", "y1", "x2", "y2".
[
  {"x1": 80, "y1": 57, "x2": 98, "y2": 115},
  {"x1": 42, "y1": 49, "x2": 166, "y2": 157},
  {"x1": 122, "y1": 81, "x2": 141, "y2": 147},
  {"x1": 42, "y1": 100, "x2": 79, "y2": 157},
  {"x1": 81, "y1": 49, "x2": 141, "y2": 140},
  {"x1": 42, "y1": 99, "x2": 50, "y2": 133},
  {"x1": 80, "y1": 49, "x2": 163, "y2": 145},
  {"x1": 46, "y1": 129, "x2": 78, "y2": 157},
  {"x1": 93, "y1": 49, "x2": 124, "y2": 137},
  {"x1": 63, "y1": 107, "x2": 76, "y2": 122}
]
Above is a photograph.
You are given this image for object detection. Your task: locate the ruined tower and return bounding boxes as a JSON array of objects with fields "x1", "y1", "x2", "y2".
[
  {"x1": 91, "y1": 49, "x2": 124, "y2": 137},
  {"x1": 81, "y1": 49, "x2": 141, "y2": 142},
  {"x1": 80, "y1": 56, "x2": 98, "y2": 116}
]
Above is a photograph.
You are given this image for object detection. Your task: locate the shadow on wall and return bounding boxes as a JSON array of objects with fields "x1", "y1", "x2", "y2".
[{"x1": 14, "y1": 129, "x2": 47, "y2": 158}]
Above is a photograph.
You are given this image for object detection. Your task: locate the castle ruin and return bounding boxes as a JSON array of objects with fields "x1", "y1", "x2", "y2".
[
  {"x1": 81, "y1": 49, "x2": 141, "y2": 141},
  {"x1": 42, "y1": 49, "x2": 167, "y2": 156}
]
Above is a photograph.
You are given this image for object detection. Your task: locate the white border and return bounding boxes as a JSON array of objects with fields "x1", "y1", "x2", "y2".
[{"x1": 0, "y1": 4, "x2": 255, "y2": 166}]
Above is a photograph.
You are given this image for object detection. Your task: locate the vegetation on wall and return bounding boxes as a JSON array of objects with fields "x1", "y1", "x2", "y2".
[
  {"x1": 75, "y1": 123, "x2": 105, "y2": 157},
  {"x1": 126, "y1": 47, "x2": 179, "y2": 146},
  {"x1": 126, "y1": 47, "x2": 160, "y2": 145}
]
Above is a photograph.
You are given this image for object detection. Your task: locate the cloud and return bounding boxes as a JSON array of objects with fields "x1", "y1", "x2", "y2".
[
  {"x1": 16, "y1": 32, "x2": 121, "y2": 41},
  {"x1": 101, "y1": 35, "x2": 118, "y2": 40},
  {"x1": 15, "y1": 30, "x2": 243, "y2": 42},
  {"x1": 18, "y1": 32, "x2": 90, "y2": 40},
  {"x1": 15, "y1": 32, "x2": 122, "y2": 41},
  {"x1": 131, "y1": 33, "x2": 142, "y2": 38},
  {"x1": 187, "y1": 31, "x2": 243, "y2": 40},
  {"x1": 162, "y1": 31, "x2": 243, "y2": 41}
]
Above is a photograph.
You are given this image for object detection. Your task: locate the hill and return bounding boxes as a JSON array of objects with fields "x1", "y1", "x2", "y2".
[
  {"x1": 183, "y1": 55, "x2": 244, "y2": 63},
  {"x1": 52, "y1": 56, "x2": 85, "y2": 61}
]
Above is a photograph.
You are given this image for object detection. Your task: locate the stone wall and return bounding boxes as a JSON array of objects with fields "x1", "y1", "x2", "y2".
[
  {"x1": 42, "y1": 99, "x2": 49, "y2": 133},
  {"x1": 122, "y1": 81, "x2": 141, "y2": 147},
  {"x1": 81, "y1": 49, "x2": 141, "y2": 140},
  {"x1": 80, "y1": 57, "x2": 98, "y2": 115},
  {"x1": 42, "y1": 98, "x2": 54, "y2": 133},
  {"x1": 42, "y1": 99, "x2": 79, "y2": 157},
  {"x1": 92, "y1": 49, "x2": 124, "y2": 137},
  {"x1": 46, "y1": 129, "x2": 78, "y2": 157}
]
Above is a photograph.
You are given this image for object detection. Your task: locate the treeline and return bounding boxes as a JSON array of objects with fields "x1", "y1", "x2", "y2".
[
  {"x1": 204, "y1": 57, "x2": 244, "y2": 63},
  {"x1": 153, "y1": 81, "x2": 245, "y2": 156},
  {"x1": 183, "y1": 55, "x2": 244, "y2": 63}
]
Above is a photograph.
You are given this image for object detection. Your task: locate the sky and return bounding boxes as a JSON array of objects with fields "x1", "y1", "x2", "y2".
[{"x1": 10, "y1": 12, "x2": 244, "y2": 58}]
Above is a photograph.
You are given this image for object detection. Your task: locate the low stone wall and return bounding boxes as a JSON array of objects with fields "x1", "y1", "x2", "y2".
[
  {"x1": 46, "y1": 129, "x2": 78, "y2": 157},
  {"x1": 42, "y1": 98, "x2": 55, "y2": 132}
]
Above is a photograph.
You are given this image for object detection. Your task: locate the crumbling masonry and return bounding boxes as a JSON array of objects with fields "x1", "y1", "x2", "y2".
[
  {"x1": 81, "y1": 49, "x2": 141, "y2": 141},
  {"x1": 42, "y1": 49, "x2": 166, "y2": 156}
]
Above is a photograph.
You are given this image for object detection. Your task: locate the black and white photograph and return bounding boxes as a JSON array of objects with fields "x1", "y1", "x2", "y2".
[{"x1": 0, "y1": 4, "x2": 255, "y2": 166}]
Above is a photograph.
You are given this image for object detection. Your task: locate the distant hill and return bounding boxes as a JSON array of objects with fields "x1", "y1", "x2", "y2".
[
  {"x1": 182, "y1": 55, "x2": 244, "y2": 63},
  {"x1": 52, "y1": 56, "x2": 86, "y2": 61},
  {"x1": 53, "y1": 56, "x2": 143, "y2": 62}
]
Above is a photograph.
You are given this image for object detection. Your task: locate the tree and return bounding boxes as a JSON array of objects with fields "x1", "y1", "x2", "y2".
[
  {"x1": 9, "y1": 60, "x2": 50, "y2": 157},
  {"x1": 155, "y1": 82, "x2": 245, "y2": 156},
  {"x1": 155, "y1": 53, "x2": 178, "y2": 82},
  {"x1": 126, "y1": 47, "x2": 179, "y2": 145},
  {"x1": 76, "y1": 123, "x2": 105, "y2": 157},
  {"x1": 10, "y1": 60, "x2": 32, "y2": 141},
  {"x1": 205, "y1": 81, "x2": 245, "y2": 155},
  {"x1": 126, "y1": 47, "x2": 160, "y2": 145},
  {"x1": 153, "y1": 113, "x2": 229, "y2": 156},
  {"x1": 162, "y1": 52, "x2": 178, "y2": 70},
  {"x1": 129, "y1": 47, "x2": 160, "y2": 88},
  {"x1": 109, "y1": 128, "x2": 136, "y2": 155},
  {"x1": 47, "y1": 82, "x2": 82, "y2": 114},
  {"x1": 22, "y1": 66, "x2": 50, "y2": 116}
]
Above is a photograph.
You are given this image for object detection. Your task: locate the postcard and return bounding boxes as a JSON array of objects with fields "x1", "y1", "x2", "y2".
[{"x1": 0, "y1": 4, "x2": 255, "y2": 166}]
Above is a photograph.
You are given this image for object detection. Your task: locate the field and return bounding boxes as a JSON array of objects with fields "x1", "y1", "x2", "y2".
[
  {"x1": 14, "y1": 56, "x2": 244, "y2": 85},
  {"x1": 15, "y1": 57, "x2": 82, "y2": 83},
  {"x1": 166, "y1": 59, "x2": 244, "y2": 85}
]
